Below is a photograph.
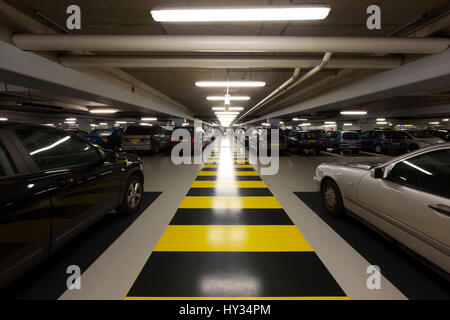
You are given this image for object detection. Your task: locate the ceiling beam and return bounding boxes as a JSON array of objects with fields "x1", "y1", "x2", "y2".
[
  {"x1": 0, "y1": 40, "x2": 194, "y2": 119},
  {"x1": 59, "y1": 55, "x2": 403, "y2": 69},
  {"x1": 243, "y1": 48, "x2": 450, "y2": 124},
  {"x1": 13, "y1": 35, "x2": 450, "y2": 54}
]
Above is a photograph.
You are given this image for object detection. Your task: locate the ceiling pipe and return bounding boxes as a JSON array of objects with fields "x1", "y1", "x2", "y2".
[
  {"x1": 13, "y1": 35, "x2": 450, "y2": 54},
  {"x1": 59, "y1": 55, "x2": 403, "y2": 69},
  {"x1": 237, "y1": 52, "x2": 332, "y2": 122}
]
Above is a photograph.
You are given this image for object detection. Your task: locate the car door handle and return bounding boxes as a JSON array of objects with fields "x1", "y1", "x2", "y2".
[{"x1": 428, "y1": 204, "x2": 450, "y2": 216}]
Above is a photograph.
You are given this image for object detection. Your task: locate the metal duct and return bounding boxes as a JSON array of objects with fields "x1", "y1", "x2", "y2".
[
  {"x1": 13, "y1": 35, "x2": 450, "y2": 54},
  {"x1": 59, "y1": 55, "x2": 403, "y2": 69}
]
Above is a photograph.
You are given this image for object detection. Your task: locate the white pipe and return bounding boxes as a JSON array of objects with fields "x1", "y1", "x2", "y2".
[
  {"x1": 59, "y1": 55, "x2": 403, "y2": 69},
  {"x1": 13, "y1": 35, "x2": 450, "y2": 54},
  {"x1": 237, "y1": 52, "x2": 332, "y2": 121}
]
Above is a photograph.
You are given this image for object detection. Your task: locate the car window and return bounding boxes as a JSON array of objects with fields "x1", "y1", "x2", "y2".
[
  {"x1": 0, "y1": 142, "x2": 17, "y2": 177},
  {"x1": 15, "y1": 128, "x2": 102, "y2": 171},
  {"x1": 342, "y1": 132, "x2": 359, "y2": 140},
  {"x1": 360, "y1": 132, "x2": 370, "y2": 139},
  {"x1": 387, "y1": 149, "x2": 450, "y2": 198}
]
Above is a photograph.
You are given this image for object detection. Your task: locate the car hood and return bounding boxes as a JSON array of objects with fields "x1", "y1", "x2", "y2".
[{"x1": 328, "y1": 161, "x2": 382, "y2": 170}]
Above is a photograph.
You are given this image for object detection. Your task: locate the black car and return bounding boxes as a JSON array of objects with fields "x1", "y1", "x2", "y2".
[
  {"x1": 427, "y1": 129, "x2": 450, "y2": 142},
  {"x1": 0, "y1": 123, "x2": 144, "y2": 289}
]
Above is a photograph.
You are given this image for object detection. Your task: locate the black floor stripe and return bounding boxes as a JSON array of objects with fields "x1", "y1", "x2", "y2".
[
  {"x1": 201, "y1": 168, "x2": 255, "y2": 172},
  {"x1": 294, "y1": 192, "x2": 450, "y2": 300},
  {"x1": 186, "y1": 188, "x2": 272, "y2": 196},
  {"x1": 170, "y1": 208, "x2": 293, "y2": 225},
  {"x1": 196, "y1": 176, "x2": 262, "y2": 181},
  {"x1": 127, "y1": 252, "x2": 346, "y2": 298}
]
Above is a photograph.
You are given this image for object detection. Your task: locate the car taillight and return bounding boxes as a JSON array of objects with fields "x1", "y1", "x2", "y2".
[
  {"x1": 319, "y1": 141, "x2": 323, "y2": 144},
  {"x1": 298, "y1": 141, "x2": 305, "y2": 144},
  {"x1": 340, "y1": 140, "x2": 347, "y2": 144},
  {"x1": 383, "y1": 138, "x2": 391, "y2": 142},
  {"x1": 103, "y1": 136, "x2": 109, "y2": 142}
]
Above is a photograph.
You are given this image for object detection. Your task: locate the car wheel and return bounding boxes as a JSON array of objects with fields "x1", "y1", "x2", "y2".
[
  {"x1": 153, "y1": 143, "x2": 160, "y2": 154},
  {"x1": 321, "y1": 179, "x2": 346, "y2": 218},
  {"x1": 116, "y1": 175, "x2": 143, "y2": 215},
  {"x1": 374, "y1": 145, "x2": 382, "y2": 154}
]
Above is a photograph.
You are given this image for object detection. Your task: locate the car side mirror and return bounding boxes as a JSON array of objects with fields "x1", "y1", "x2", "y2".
[{"x1": 371, "y1": 167, "x2": 384, "y2": 179}]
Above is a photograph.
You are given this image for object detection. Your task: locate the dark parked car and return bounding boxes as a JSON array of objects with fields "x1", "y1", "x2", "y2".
[
  {"x1": 427, "y1": 129, "x2": 450, "y2": 142},
  {"x1": 0, "y1": 123, "x2": 144, "y2": 289},
  {"x1": 86, "y1": 127, "x2": 123, "y2": 151},
  {"x1": 254, "y1": 128, "x2": 288, "y2": 155},
  {"x1": 322, "y1": 130, "x2": 361, "y2": 154},
  {"x1": 65, "y1": 129, "x2": 89, "y2": 138},
  {"x1": 121, "y1": 125, "x2": 171, "y2": 154},
  {"x1": 287, "y1": 130, "x2": 323, "y2": 155},
  {"x1": 360, "y1": 130, "x2": 408, "y2": 154}
]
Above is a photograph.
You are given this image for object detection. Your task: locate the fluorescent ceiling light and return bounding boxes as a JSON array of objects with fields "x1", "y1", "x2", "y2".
[
  {"x1": 215, "y1": 112, "x2": 240, "y2": 115},
  {"x1": 261, "y1": 123, "x2": 271, "y2": 126},
  {"x1": 42, "y1": 123, "x2": 55, "y2": 127},
  {"x1": 300, "y1": 123, "x2": 311, "y2": 126},
  {"x1": 90, "y1": 124, "x2": 98, "y2": 126},
  {"x1": 140, "y1": 123, "x2": 153, "y2": 126},
  {"x1": 376, "y1": 118, "x2": 386, "y2": 121},
  {"x1": 89, "y1": 109, "x2": 118, "y2": 114},
  {"x1": 212, "y1": 107, "x2": 225, "y2": 111},
  {"x1": 340, "y1": 111, "x2": 367, "y2": 115},
  {"x1": 293, "y1": 118, "x2": 308, "y2": 121},
  {"x1": 229, "y1": 107, "x2": 244, "y2": 111},
  {"x1": 182, "y1": 123, "x2": 190, "y2": 126},
  {"x1": 443, "y1": 118, "x2": 449, "y2": 121},
  {"x1": 115, "y1": 121, "x2": 127, "y2": 124},
  {"x1": 99, "y1": 122, "x2": 108, "y2": 126},
  {"x1": 324, "y1": 121, "x2": 336, "y2": 124},
  {"x1": 429, "y1": 122, "x2": 440, "y2": 125},
  {"x1": 0, "y1": 118, "x2": 8, "y2": 121},
  {"x1": 376, "y1": 122, "x2": 388, "y2": 125},
  {"x1": 64, "y1": 121, "x2": 76, "y2": 124},
  {"x1": 343, "y1": 123, "x2": 353, "y2": 126},
  {"x1": 207, "y1": 96, "x2": 250, "y2": 101},
  {"x1": 141, "y1": 117, "x2": 157, "y2": 121},
  {"x1": 151, "y1": 7, "x2": 331, "y2": 22},
  {"x1": 65, "y1": 118, "x2": 77, "y2": 121},
  {"x1": 196, "y1": 81, "x2": 265, "y2": 87}
]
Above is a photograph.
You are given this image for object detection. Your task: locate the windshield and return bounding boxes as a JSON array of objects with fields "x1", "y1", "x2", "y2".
[
  {"x1": 409, "y1": 130, "x2": 434, "y2": 138},
  {"x1": 124, "y1": 126, "x2": 155, "y2": 135},
  {"x1": 90, "y1": 129, "x2": 112, "y2": 136}
]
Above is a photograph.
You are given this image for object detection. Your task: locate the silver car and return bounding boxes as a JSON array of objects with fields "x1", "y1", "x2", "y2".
[{"x1": 313, "y1": 143, "x2": 450, "y2": 275}]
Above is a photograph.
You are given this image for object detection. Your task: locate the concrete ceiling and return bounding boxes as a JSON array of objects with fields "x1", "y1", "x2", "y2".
[{"x1": 3, "y1": 0, "x2": 450, "y2": 123}]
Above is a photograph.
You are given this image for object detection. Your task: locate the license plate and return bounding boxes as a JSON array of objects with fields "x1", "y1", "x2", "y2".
[
  {"x1": 393, "y1": 142, "x2": 400, "y2": 145},
  {"x1": 308, "y1": 140, "x2": 316, "y2": 143},
  {"x1": 348, "y1": 145, "x2": 356, "y2": 148},
  {"x1": 130, "y1": 139, "x2": 140, "y2": 143}
]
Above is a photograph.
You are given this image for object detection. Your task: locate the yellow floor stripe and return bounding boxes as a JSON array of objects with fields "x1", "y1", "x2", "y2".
[
  {"x1": 191, "y1": 181, "x2": 267, "y2": 188},
  {"x1": 203, "y1": 164, "x2": 253, "y2": 168},
  {"x1": 198, "y1": 171, "x2": 258, "y2": 176},
  {"x1": 125, "y1": 296, "x2": 349, "y2": 300},
  {"x1": 179, "y1": 196, "x2": 281, "y2": 208},
  {"x1": 153, "y1": 225, "x2": 313, "y2": 252}
]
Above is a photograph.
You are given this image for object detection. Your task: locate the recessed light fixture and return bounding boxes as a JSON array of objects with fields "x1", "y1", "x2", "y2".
[
  {"x1": 141, "y1": 117, "x2": 157, "y2": 121},
  {"x1": 207, "y1": 96, "x2": 250, "y2": 101},
  {"x1": 151, "y1": 6, "x2": 331, "y2": 22},
  {"x1": 196, "y1": 81, "x2": 265, "y2": 87},
  {"x1": 340, "y1": 111, "x2": 367, "y2": 115},
  {"x1": 293, "y1": 118, "x2": 308, "y2": 121},
  {"x1": 89, "y1": 109, "x2": 118, "y2": 114}
]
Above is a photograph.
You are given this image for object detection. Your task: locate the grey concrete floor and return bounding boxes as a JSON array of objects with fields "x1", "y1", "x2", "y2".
[{"x1": 60, "y1": 143, "x2": 406, "y2": 300}]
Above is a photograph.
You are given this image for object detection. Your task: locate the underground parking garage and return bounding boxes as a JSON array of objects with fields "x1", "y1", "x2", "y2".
[{"x1": 0, "y1": 0, "x2": 449, "y2": 312}]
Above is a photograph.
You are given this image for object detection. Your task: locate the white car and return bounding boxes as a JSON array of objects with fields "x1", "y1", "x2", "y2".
[
  {"x1": 313, "y1": 143, "x2": 450, "y2": 276},
  {"x1": 401, "y1": 130, "x2": 445, "y2": 152}
]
